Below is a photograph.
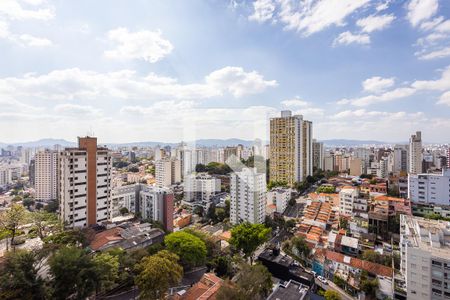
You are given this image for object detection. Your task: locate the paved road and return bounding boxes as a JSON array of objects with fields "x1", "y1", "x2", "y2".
[{"x1": 315, "y1": 279, "x2": 356, "y2": 300}]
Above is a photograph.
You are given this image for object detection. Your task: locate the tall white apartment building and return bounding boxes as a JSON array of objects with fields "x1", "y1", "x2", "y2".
[
  {"x1": 35, "y1": 150, "x2": 58, "y2": 201},
  {"x1": 269, "y1": 110, "x2": 313, "y2": 185},
  {"x1": 408, "y1": 169, "x2": 450, "y2": 205},
  {"x1": 447, "y1": 148, "x2": 450, "y2": 169},
  {"x1": 393, "y1": 144, "x2": 409, "y2": 175},
  {"x1": 312, "y1": 139, "x2": 324, "y2": 170},
  {"x1": 230, "y1": 168, "x2": 266, "y2": 225},
  {"x1": 409, "y1": 131, "x2": 423, "y2": 174},
  {"x1": 400, "y1": 215, "x2": 450, "y2": 300},
  {"x1": 111, "y1": 184, "x2": 137, "y2": 217},
  {"x1": 155, "y1": 158, "x2": 181, "y2": 187},
  {"x1": 183, "y1": 173, "x2": 221, "y2": 209},
  {"x1": 59, "y1": 137, "x2": 112, "y2": 228},
  {"x1": 0, "y1": 167, "x2": 11, "y2": 187}
]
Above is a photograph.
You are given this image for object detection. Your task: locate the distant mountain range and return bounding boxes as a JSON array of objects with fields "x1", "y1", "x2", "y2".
[
  {"x1": 320, "y1": 139, "x2": 390, "y2": 146},
  {"x1": 0, "y1": 138, "x2": 258, "y2": 148},
  {"x1": 0, "y1": 138, "x2": 412, "y2": 148}
]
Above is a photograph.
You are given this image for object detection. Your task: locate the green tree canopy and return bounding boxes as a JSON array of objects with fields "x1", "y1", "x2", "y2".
[
  {"x1": 216, "y1": 263, "x2": 272, "y2": 300},
  {"x1": 325, "y1": 290, "x2": 342, "y2": 300},
  {"x1": 0, "y1": 250, "x2": 46, "y2": 300},
  {"x1": 30, "y1": 210, "x2": 61, "y2": 239},
  {"x1": 135, "y1": 250, "x2": 183, "y2": 300},
  {"x1": 48, "y1": 246, "x2": 98, "y2": 300},
  {"x1": 164, "y1": 231, "x2": 207, "y2": 269},
  {"x1": 93, "y1": 252, "x2": 120, "y2": 292},
  {"x1": 0, "y1": 204, "x2": 28, "y2": 251},
  {"x1": 229, "y1": 222, "x2": 271, "y2": 263}
]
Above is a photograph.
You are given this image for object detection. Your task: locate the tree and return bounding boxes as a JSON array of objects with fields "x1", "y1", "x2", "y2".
[
  {"x1": 135, "y1": 250, "x2": 183, "y2": 300},
  {"x1": 44, "y1": 228, "x2": 94, "y2": 247},
  {"x1": 316, "y1": 185, "x2": 336, "y2": 193},
  {"x1": 164, "y1": 231, "x2": 207, "y2": 269},
  {"x1": 93, "y1": 252, "x2": 119, "y2": 292},
  {"x1": 229, "y1": 222, "x2": 271, "y2": 263},
  {"x1": 288, "y1": 197, "x2": 296, "y2": 206},
  {"x1": 360, "y1": 271, "x2": 379, "y2": 299},
  {"x1": 216, "y1": 263, "x2": 272, "y2": 300},
  {"x1": 22, "y1": 198, "x2": 35, "y2": 209},
  {"x1": 49, "y1": 246, "x2": 99, "y2": 300},
  {"x1": 30, "y1": 210, "x2": 60, "y2": 239},
  {"x1": 44, "y1": 200, "x2": 58, "y2": 213},
  {"x1": 0, "y1": 250, "x2": 46, "y2": 300},
  {"x1": 339, "y1": 217, "x2": 348, "y2": 230},
  {"x1": 267, "y1": 180, "x2": 288, "y2": 190},
  {"x1": 119, "y1": 207, "x2": 129, "y2": 215},
  {"x1": 325, "y1": 290, "x2": 341, "y2": 300},
  {"x1": 0, "y1": 204, "x2": 27, "y2": 251},
  {"x1": 291, "y1": 236, "x2": 311, "y2": 259},
  {"x1": 211, "y1": 255, "x2": 233, "y2": 278}
]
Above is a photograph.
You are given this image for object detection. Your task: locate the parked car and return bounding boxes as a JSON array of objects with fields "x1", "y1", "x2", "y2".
[{"x1": 317, "y1": 276, "x2": 327, "y2": 285}]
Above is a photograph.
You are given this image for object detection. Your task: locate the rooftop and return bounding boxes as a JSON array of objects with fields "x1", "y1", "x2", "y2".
[{"x1": 267, "y1": 280, "x2": 309, "y2": 300}]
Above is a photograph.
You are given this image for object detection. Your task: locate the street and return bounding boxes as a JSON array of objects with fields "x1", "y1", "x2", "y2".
[{"x1": 315, "y1": 279, "x2": 356, "y2": 300}]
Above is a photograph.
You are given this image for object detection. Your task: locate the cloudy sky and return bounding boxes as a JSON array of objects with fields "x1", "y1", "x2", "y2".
[{"x1": 1, "y1": 0, "x2": 450, "y2": 143}]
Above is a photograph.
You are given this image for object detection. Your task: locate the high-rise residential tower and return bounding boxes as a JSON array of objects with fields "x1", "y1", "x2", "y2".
[
  {"x1": 230, "y1": 168, "x2": 266, "y2": 225},
  {"x1": 312, "y1": 139, "x2": 324, "y2": 171},
  {"x1": 409, "y1": 131, "x2": 422, "y2": 174},
  {"x1": 393, "y1": 144, "x2": 409, "y2": 176},
  {"x1": 269, "y1": 110, "x2": 313, "y2": 185},
  {"x1": 59, "y1": 137, "x2": 112, "y2": 228},
  {"x1": 155, "y1": 158, "x2": 181, "y2": 187},
  {"x1": 35, "y1": 150, "x2": 58, "y2": 201}
]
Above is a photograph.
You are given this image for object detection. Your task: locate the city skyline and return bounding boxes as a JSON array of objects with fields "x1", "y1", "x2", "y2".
[{"x1": 1, "y1": 0, "x2": 450, "y2": 143}]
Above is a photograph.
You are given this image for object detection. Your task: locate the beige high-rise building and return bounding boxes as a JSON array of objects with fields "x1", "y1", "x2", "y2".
[
  {"x1": 155, "y1": 158, "x2": 181, "y2": 187},
  {"x1": 59, "y1": 137, "x2": 112, "y2": 228},
  {"x1": 269, "y1": 110, "x2": 313, "y2": 185},
  {"x1": 35, "y1": 150, "x2": 58, "y2": 201},
  {"x1": 409, "y1": 131, "x2": 422, "y2": 174}
]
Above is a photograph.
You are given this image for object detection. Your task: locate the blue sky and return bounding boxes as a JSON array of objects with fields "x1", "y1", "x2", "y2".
[{"x1": 0, "y1": 0, "x2": 450, "y2": 143}]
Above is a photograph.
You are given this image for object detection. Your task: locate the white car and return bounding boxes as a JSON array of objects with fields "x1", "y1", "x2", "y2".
[{"x1": 317, "y1": 276, "x2": 327, "y2": 285}]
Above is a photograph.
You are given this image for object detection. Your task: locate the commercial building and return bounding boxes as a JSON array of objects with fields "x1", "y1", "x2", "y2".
[
  {"x1": 269, "y1": 110, "x2": 313, "y2": 186},
  {"x1": 408, "y1": 169, "x2": 450, "y2": 205},
  {"x1": 155, "y1": 158, "x2": 181, "y2": 187},
  {"x1": 409, "y1": 131, "x2": 423, "y2": 174},
  {"x1": 59, "y1": 137, "x2": 112, "y2": 228},
  {"x1": 34, "y1": 150, "x2": 58, "y2": 201},
  {"x1": 230, "y1": 167, "x2": 266, "y2": 225},
  {"x1": 400, "y1": 215, "x2": 450, "y2": 300}
]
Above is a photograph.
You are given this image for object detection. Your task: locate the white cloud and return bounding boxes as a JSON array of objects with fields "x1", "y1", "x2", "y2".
[
  {"x1": 0, "y1": 0, "x2": 54, "y2": 20},
  {"x1": 356, "y1": 14, "x2": 395, "y2": 33},
  {"x1": 376, "y1": 0, "x2": 391, "y2": 12},
  {"x1": 18, "y1": 34, "x2": 52, "y2": 46},
  {"x1": 411, "y1": 66, "x2": 450, "y2": 91},
  {"x1": 333, "y1": 31, "x2": 370, "y2": 46},
  {"x1": 407, "y1": 0, "x2": 439, "y2": 27},
  {"x1": 338, "y1": 87, "x2": 416, "y2": 106},
  {"x1": 419, "y1": 16, "x2": 444, "y2": 31},
  {"x1": 205, "y1": 66, "x2": 277, "y2": 97},
  {"x1": 0, "y1": 66, "x2": 277, "y2": 101},
  {"x1": 438, "y1": 91, "x2": 450, "y2": 106},
  {"x1": 418, "y1": 46, "x2": 450, "y2": 60},
  {"x1": 104, "y1": 27, "x2": 174, "y2": 63},
  {"x1": 248, "y1": 0, "x2": 276, "y2": 23},
  {"x1": 362, "y1": 76, "x2": 395, "y2": 93},
  {"x1": 281, "y1": 98, "x2": 309, "y2": 107},
  {"x1": 0, "y1": 20, "x2": 9, "y2": 38},
  {"x1": 54, "y1": 104, "x2": 101, "y2": 117},
  {"x1": 277, "y1": 0, "x2": 369, "y2": 36}
]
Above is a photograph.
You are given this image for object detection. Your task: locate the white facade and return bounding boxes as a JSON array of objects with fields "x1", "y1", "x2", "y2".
[
  {"x1": 139, "y1": 185, "x2": 170, "y2": 221},
  {"x1": 400, "y1": 215, "x2": 450, "y2": 300},
  {"x1": 183, "y1": 173, "x2": 221, "y2": 209},
  {"x1": 339, "y1": 187, "x2": 359, "y2": 216},
  {"x1": 59, "y1": 142, "x2": 112, "y2": 228},
  {"x1": 230, "y1": 168, "x2": 266, "y2": 225},
  {"x1": 35, "y1": 150, "x2": 58, "y2": 201},
  {"x1": 408, "y1": 169, "x2": 450, "y2": 205},
  {"x1": 111, "y1": 184, "x2": 137, "y2": 218},
  {"x1": 267, "y1": 187, "x2": 292, "y2": 214},
  {"x1": 155, "y1": 158, "x2": 181, "y2": 187},
  {"x1": 409, "y1": 131, "x2": 423, "y2": 174}
]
